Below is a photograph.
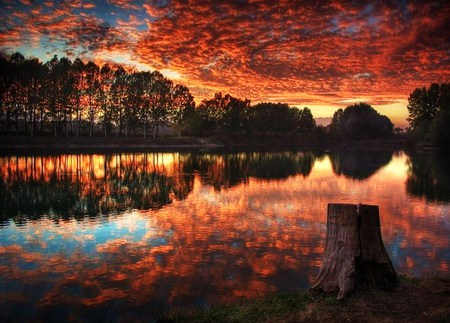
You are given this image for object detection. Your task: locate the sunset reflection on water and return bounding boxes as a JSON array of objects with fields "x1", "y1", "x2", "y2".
[{"x1": 0, "y1": 150, "x2": 449, "y2": 320}]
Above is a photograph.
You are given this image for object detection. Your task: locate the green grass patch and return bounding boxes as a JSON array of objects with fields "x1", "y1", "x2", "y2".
[
  {"x1": 158, "y1": 292, "x2": 310, "y2": 323},
  {"x1": 156, "y1": 275, "x2": 450, "y2": 323}
]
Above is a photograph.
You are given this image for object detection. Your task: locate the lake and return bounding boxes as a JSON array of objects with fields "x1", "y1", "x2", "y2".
[{"x1": 0, "y1": 149, "x2": 449, "y2": 321}]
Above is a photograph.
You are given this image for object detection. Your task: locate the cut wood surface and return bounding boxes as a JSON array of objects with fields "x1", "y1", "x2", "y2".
[{"x1": 312, "y1": 203, "x2": 397, "y2": 300}]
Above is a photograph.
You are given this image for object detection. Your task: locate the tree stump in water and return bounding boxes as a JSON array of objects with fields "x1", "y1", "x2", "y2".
[{"x1": 312, "y1": 203, "x2": 398, "y2": 300}]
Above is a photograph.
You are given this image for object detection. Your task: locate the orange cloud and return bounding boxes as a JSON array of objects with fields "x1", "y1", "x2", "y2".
[{"x1": 0, "y1": 0, "x2": 449, "y2": 126}]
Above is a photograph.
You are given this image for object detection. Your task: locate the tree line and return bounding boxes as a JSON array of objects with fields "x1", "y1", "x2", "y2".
[
  {"x1": 0, "y1": 52, "x2": 196, "y2": 138},
  {"x1": 407, "y1": 82, "x2": 450, "y2": 150},
  {"x1": 0, "y1": 52, "x2": 317, "y2": 138},
  {"x1": 4, "y1": 51, "x2": 446, "y2": 145}
]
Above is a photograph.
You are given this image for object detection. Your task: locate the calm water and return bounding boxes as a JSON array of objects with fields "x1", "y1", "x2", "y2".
[{"x1": 0, "y1": 150, "x2": 449, "y2": 321}]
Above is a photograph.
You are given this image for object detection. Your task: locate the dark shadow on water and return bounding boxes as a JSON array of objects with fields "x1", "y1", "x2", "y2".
[
  {"x1": 330, "y1": 149, "x2": 393, "y2": 180},
  {"x1": 0, "y1": 154, "x2": 195, "y2": 225},
  {"x1": 0, "y1": 151, "x2": 318, "y2": 223},
  {"x1": 405, "y1": 151, "x2": 450, "y2": 202},
  {"x1": 181, "y1": 151, "x2": 317, "y2": 190}
]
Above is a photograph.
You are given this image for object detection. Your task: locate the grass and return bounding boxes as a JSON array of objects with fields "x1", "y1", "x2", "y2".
[
  {"x1": 157, "y1": 275, "x2": 450, "y2": 323},
  {"x1": 158, "y1": 293, "x2": 310, "y2": 323}
]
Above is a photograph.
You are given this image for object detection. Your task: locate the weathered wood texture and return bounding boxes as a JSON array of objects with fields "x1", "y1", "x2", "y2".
[{"x1": 312, "y1": 203, "x2": 398, "y2": 300}]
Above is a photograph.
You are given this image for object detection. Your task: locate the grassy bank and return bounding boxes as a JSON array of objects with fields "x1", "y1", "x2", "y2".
[
  {"x1": 0, "y1": 134, "x2": 408, "y2": 152},
  {"x1": 159, "y1": 275, "x2": 450, "y2": 322},
  {"x1": 0, "y1": 135, "x2": 224, "y2": 153}
]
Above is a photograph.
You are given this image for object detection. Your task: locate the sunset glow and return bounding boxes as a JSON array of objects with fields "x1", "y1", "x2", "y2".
[
  {"x1": 1, "y1": 151, "x2": 449, "y2": 318},
  {"x1": 1, "y1": 0, "x2": 449, "y2": 126}
]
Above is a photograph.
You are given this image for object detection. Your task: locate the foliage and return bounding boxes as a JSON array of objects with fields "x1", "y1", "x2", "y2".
[
  {"x1": 0, "y1": 51, "x2": 323, "y2": 138},
  {"x1": 0, "y1": 52, "x2": 195, "y2": 138},
  {"x1": 407, "y1": 82, "x2": 450, "y2": 148},
  {"x1": 186, "y1": 96, "x2": 316, "y2": 137},
  {"x1": 247, "y1": 103, "x2": 315, "y2": 135},
  {"x1": 431, "y1": 110, "x2": 450, "y2": 150},
  {"x1": 192, "y1": 93, "x2": 250, "y2": 135},
  {"x1": 329, "y1": 103, "x2": 393, "y2": 140},
  {"x1": 14, "y1": 51, "x2": 448, "y2": 143}
]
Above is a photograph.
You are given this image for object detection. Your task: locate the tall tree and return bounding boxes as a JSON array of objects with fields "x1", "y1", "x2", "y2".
[
  {"x1": 252, "y1": 102, "x2": 297, "y2": 135},
  {"x1": 169, "y1": 84, "x2": 195, "y2": 137},
  {"x1": 70, "y1": 58, "x2": 85, "y2": 137},
  {"x1": 99, "y1": 64, "x2": 114, "y2": 137},
  {"x1": 407, "y1": 83, "x2": 450, "y2": 147},
  {"x1": 110, "y1": 66, "x2": 128, "y2": 137},
  {"x1": 150, "y1": 71, "x2": 172, "y2": 138},
  {"x1": 45, "y1": 55, "x2": 73, "y2": 137},
  {"x1": 58, "y1": 57, "x2": 74, "y2": 137},
  {"x1": 84, "y1": 61, "x2": 100, "y2": 137},
  {"x1": 196, "y1": 92, "x2": 226, "y2": 135},
  {"x1": 126, "y1": 71, "x2": 145, "y2": 137},
  {"x1": 329, "y1": 108, "x2": 344, "y2": 137},
  {"x1": 138, "y1": 71, "x2": 152, "y2": 138},
  {"x1": 329, "y1": 103, "x2": 393, "y2": 140},
  {"x1": 0, "y1": 54, "x2": 12, "y2": 133},
  {"x1": 297, "y1": 107, "x2": 316, "y2": 133},
  {"x1": 8, "y1": 52, "x2": 26, "y2": 135},
  {"x1": 221, "y1": 94, "x2": 250, "y2": 134},
  {"x1": 21, "y1": 58, "x2": 46, "y2": 136}
]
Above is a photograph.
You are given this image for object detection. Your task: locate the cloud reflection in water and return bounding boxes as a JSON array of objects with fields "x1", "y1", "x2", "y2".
[{"x1": 0, "y1": 151, "x2": 449, "y2": 320}]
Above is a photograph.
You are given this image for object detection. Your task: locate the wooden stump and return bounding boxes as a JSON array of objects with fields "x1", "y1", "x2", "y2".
[{"x1": 312, "y1": 203, "x2": 398, "y2": 300}]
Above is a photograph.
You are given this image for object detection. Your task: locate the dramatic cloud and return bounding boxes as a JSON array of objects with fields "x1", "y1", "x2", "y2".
[{"x1": 1, "y1": 0, "x2": 449, "y2": 126}]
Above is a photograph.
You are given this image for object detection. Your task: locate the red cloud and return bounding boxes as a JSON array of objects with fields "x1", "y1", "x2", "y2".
[{"x1": 0, "y1": 0, "x2": 449, "y2": 125}]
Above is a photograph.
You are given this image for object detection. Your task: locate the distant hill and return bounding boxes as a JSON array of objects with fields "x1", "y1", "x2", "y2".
[{"x1": 314, "y1": 117, "x2": 332, "y2": 126}]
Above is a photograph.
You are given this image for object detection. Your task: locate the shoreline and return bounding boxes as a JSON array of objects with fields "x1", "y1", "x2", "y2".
[
  {"x1": 159, "y1": 275, "x2": 450, "y2": 322},
  {"x1": 0, "y1": 135, "x2": 410, "y2": 153},
  {"x1": 0, "y1": 135, "x2": 224, "y2": 153}
]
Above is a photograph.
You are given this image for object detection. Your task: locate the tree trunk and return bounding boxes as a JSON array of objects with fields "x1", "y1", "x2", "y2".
[
  {"x1": 104, "y1": 116, "x2": 107, "y2": 138},
  {"x1": 15, "y1": 104, "x2": 18, "y2": 135},
  {"x1": 76, "y1": 115, "x2": 80, "y2": 137},
  {"x1": 23, "y1": 108, "x2": 27, "y2": 133},
  {"x1": 312, "y1": 203, "x2": 397, "y2": 300},
  {"x1": 30, "y1": 107, "x2": 34, "y2": 137}
]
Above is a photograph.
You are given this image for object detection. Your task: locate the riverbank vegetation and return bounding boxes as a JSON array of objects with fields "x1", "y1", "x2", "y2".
[
  {"x1": 407, "y1": 83, "x2": 450, "y2": 150},
  {"x1": 0, "y1": 52, "x2": 448, "y2": 150},
  {"x1": 159, "y1": 275, "x2": 449, "y2": 322}
]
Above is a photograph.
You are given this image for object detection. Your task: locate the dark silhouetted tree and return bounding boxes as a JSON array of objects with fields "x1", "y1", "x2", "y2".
[
  {"x1": 99, "y1": 64, "x2": 114, "y2": 137},
  {"x1": 407, "y1": 83, "x2": 450, "y2": 149},
  {"x1": 329, "y1": 103, "x2": 393, "y2": 140},
  {"x1": 329, "y1": 108, "x2": 343, "y2": 137},
  {"x1": 252, "y1": 102, "x2": 297, "y2": 135},
  {"x1": 296, "y1": 107, "x2": 316, "y2": 133},
  {"x1": 150, "y1": 71, "x2": 172, "y2": 137},
  {"x1": 110, "y1": 66, "x2": 128, "y2": 137},
  {"x1": 170, "y1": 84, "x2": 195, "y2": 137},
  {"x1": 0, "y1": 51, "x2": 326, "y2": 140},
  {"x1": 84, "y1": 61, "x2": 100, "y2": 137}
]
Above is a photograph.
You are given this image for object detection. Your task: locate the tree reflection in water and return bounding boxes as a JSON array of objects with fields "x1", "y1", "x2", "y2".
[
  {"x1": 0, "y1": 151, "x2": 317, "y2": 223},
  {"x1": 405, "y1": 151, "x2": 450, "y2": 202},
  {"x1": 0, "y1": 154, "x2": 195, "y2": 224},
  {"x1": 330, "y1": 149, "x2": 393, "y2": 180},
  {"x1": 182, "y1": 151, "x2": 317, "y2": 190},
  {"x1": 0, "y1": 150, "x2": 448, "y2": 321}
]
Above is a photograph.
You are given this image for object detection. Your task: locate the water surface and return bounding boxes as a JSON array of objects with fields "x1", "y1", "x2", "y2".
[{"x1": 0, "y1": 150, "x2": 449, "y2": 321}]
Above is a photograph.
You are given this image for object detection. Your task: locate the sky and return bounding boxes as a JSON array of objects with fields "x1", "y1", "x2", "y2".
[{"x1": 1, "y1": 0, "x2": 449, "y2": 127}]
